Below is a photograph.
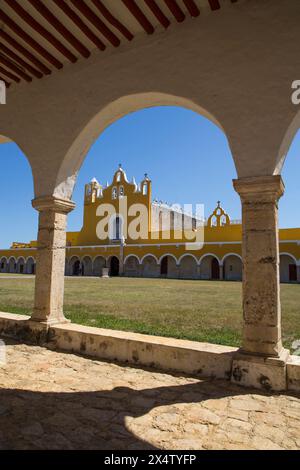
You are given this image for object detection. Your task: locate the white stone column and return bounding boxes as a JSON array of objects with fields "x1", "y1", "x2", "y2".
[
  {"x1": 31, "y1": 196, "x2": 75, "y2": 325},
  {"x1": 233, "y1": 176, "x2": 284, "y2": 358}
]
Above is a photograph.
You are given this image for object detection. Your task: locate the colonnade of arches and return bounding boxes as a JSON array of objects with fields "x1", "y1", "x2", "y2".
[
  {"x1": 66, "y1": 253, "x2": 300, "y2": 282},
  {"x1": 65, "y1": 253, "x2": 243, "y2": 280},
  {"x1": 2, "y1": 253, "x2": 298, "y2": 283},
  {"x1": 0, "y1": 256, "x2": 35, "y2": 275}
]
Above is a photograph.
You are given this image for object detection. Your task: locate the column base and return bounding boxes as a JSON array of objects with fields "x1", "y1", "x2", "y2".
[
  {"x1": 29, "y1": 317, "x2": 71, "y2": 327},
  {"x1": 231, "y1": 348, "x2": 290, "y2": 391}
]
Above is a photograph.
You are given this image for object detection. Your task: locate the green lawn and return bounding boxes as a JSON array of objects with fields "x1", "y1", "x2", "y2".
[{"x1": 0, "y1": 276, "x2": 299, "y2": 349}]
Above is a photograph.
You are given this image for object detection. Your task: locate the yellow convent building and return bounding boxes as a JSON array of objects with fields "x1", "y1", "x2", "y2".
[{"x1": 1, "y1": 166, "x2": 300, "y2": 283}]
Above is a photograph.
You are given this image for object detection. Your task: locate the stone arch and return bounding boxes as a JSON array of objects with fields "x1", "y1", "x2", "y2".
[
  {"x1": 124, "y1": 255, "x2": 141, "y2": 277},
  {"x1": 222, "y1": 254, "x2": 243, "y2": 281},
  {"x1": 25, "y1": 257, "x2": 35, "y2": 275},
  {"x1": 178, "y1": 254, "x2": 198, "y2": 280},
  {"x1": 140, "y1": 254, "x2": 159, "y2": 265},
  {"x1": 159, "y1": 254, "x2": 178, "y2": 279},
  {"x1": 16, "y1": 257, "x2": 25, "y2": 274},
  {"x1": 54, "y1": 93, "x2": 230, "y2": 199},
  {"x1": 199, "y1": 254, "x2": 221, "y2": 280},
  {"x1": 93, "y1": 256, "x2": 106, "y2": 276},
  {"x1": 276, "y1": 110, "x2": 300, "y2": 175},
  {"x1": 8, "y1": 257, "x2": 16, "y2": 274},
  {"x1": 0, "y1": 257, "x2": 7, "y2": 273},
  {"x1": 81, "y1": 256, "x2": 93, "y2": 276},
  {"x1": 141, "y1": 254, "x2": 160, "y2": 278},
  {"x1": 280, "y1": 253, "x2": 297, "y2": 283}
]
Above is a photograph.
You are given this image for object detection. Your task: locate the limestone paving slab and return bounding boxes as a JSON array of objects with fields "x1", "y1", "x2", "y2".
[{"x1": 0, "y1": 338, "x2": 299, "y2": 450}]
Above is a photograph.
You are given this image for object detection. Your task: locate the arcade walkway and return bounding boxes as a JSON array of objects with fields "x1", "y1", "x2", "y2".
[{"x1": 0, "y1": 338, "x2": 299, "y2": 450}]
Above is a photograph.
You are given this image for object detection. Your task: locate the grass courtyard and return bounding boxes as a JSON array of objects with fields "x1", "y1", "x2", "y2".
[{"x1": 0, "y1": 275, "x2": 299, "y2": 349}]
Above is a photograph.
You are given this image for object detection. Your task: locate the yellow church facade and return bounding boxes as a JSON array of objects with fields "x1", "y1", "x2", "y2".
[{"x1": 1, "y1": 166, "x2": 300, "y2": 283}]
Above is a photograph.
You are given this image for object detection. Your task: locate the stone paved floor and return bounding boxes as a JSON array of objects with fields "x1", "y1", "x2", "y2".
[{"x1": 0, "y1": 338, "x2": 299, "y2": 450}]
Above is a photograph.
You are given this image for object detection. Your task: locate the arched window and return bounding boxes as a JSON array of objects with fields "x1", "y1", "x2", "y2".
[
  {"x1": 116, "y1": 172, "x2": 121, "y2": 182},
  {"x1": 119, "y1": 186, "x2": 124, "y2": 197},
  {"x1": 142, "y1": 183, "x2": 147, "y2": 195},
  {"x1": 112, "y1": 215, "x2": 123, "y2": 240},
  {"x1": 112, "y1": 187, "x2": 117, "y2": 199},
  {"x1": 221, "y1": 215, "x2": 227, "y2": 226},
  {"x1": 115, "y1": 216, "x2": 120, "y2": 240}
]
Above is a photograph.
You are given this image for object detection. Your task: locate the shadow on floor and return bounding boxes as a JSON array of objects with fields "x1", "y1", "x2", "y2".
[{"x1": 0, "y1": 377, "x2": 288, "y2": 451}]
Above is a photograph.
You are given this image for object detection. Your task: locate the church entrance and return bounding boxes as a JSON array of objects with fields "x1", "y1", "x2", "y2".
[
  {"x1": 110, "y1": 257, "x2": 119, "y2": 276},
  {"x1": 211, "y1": 258, "x2": 220, "y2": 280}
]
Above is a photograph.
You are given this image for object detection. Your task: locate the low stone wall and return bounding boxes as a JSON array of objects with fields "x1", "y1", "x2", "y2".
[{"x1": 0, "y1": 312, "x2": 299, "y2": 393}]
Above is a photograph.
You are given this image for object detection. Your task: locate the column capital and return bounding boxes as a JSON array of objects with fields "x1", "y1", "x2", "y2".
[
  {"x1": 32, "y1": 196, "x2": 75, "y2": 214},
  {"x1": 233, "y1": 175, "x2": 285, "y2": 202}
]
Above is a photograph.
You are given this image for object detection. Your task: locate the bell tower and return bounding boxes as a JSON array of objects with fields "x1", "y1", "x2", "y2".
[{"x1": 84, "y1": 177, "x2": 102, "y2": 205}]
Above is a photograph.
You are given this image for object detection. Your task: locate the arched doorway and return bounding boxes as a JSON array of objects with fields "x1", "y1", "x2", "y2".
[
  {"x1": 73, "y1": 260, "x2": 81, "y2": 276},
  {"x1": 160, "y1": 256, "x2": 168, "y2": 277},
  {"x1": 200, "y1": 255, "x2": 220, "y2": 280},
  {"x1": 26, "y1": 257, "x2": 35, "y2": 274},
  {"x1": 0, "y1": 257, "x2": 7, "y2": 273},
  {"x1": 110, "y1": 256, "x2": 119, "y2": 276},
  {"x1": 211, "y1": 257, "x2": 220, "y2": 280},
  {"x1": 160, "y1": 255, "x2": 178, "y2": 278},
  {"x1": 17, "y1": 258, "x2": 25, "y2": 274},
  {"x1": 280, "y1": 254, "x2": 297, "y2": 283}
]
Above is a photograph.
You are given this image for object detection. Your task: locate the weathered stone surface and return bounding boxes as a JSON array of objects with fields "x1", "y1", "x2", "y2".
[
  {"x1": 231, "y1": 351, "x2": 288, "y2": 392},
  {"x1": 0, "y1": 338, "x2": 299, "y2": 450},
  {"x1": 31, "y1": 196, "x2": 75, "y2": 325},
  {"x1": 233, "y1": 176, "x2": 284, "y2": 357},
  {"x1": 287, "y1": 356, "x2": 300, "y2": 392}
]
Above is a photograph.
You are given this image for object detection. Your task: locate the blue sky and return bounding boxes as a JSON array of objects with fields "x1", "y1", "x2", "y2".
[{"x1": 0, "y1": 106, "x2": 299, "y2": 248}]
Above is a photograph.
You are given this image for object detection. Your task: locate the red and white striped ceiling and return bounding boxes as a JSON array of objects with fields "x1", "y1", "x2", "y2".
[{"x1": 0, "y1": 0, "x2": 240, "y2": 87}]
